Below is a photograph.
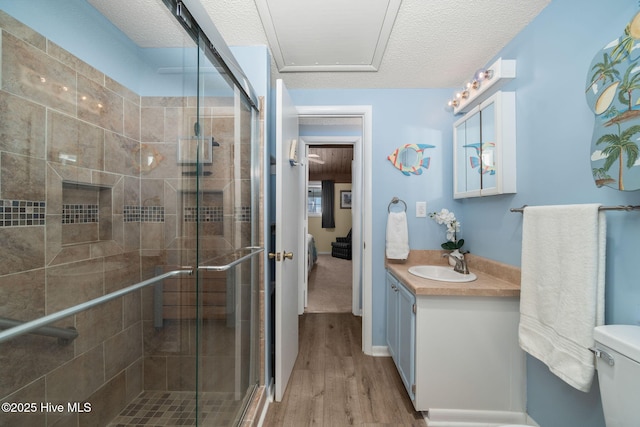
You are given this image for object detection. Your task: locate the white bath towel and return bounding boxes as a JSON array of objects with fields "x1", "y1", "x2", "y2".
[
  {"x1": 519, "y1": 204, "x2": 606, "y2": 392},
  {"x1": 386, "y1": 211, "x2": 409, "y2": 260}
]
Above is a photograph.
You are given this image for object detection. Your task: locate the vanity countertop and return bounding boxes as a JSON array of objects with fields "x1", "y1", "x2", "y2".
[{"x1": 386, "y1": 250, "x2": 521, "y2": 297}]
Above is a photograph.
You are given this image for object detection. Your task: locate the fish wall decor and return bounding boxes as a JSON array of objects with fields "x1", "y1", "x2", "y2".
[{"x1": 387, "y1": 143, "x2": 435, "y2": 176}]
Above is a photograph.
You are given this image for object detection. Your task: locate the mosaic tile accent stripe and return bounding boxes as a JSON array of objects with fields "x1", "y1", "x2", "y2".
[
  {"x1": 184, "y1": 206, "x2": 223, "y2": 222},
  {"x1": 235, "y1": 206, "x2": 251, "y2": 222},
  {"x1": 141, "y1": 206, "x2": 165, "y2": 222},
  {"x1": 0, "y1": 200, "x2": 46, "y2": 227},
  {"x1": 124, "y1": 205, "x2": 165, "y2": 223},
  {"x1": 123, "y1": 206, "x2": 140, "y2": 223},
  {"x1": 62, "y1": 204, "x2": 98, "y2": 224}
]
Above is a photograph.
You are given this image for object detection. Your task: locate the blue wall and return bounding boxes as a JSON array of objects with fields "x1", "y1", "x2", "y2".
[
  {"x1": 290, "y1": 1, "x2": 640, "y2": 426},
  {"x1": 460, "y1": 1, "x2": 640, "y2": 426},
  {"x1": 288, "y1": 88, "x2": 456, "y2": 349}
]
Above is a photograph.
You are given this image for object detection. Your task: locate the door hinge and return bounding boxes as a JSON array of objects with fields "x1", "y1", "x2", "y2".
[
  {"x1": 412, "y1": 303, "x2": 416, "y2": 314},
  {"x1": 411, "y1": 384, "x2": 416, "y2": 394}
]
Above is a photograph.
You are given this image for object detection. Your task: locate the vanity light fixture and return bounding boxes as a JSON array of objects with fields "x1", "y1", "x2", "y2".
[{"x1": 446, "y1": 57, "x2": 516, "y2": 114}]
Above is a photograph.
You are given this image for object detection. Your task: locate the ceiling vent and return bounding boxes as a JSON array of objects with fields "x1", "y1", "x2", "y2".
[{"x1": 254, "y1": 0, "x2": 401, "y2": 72}]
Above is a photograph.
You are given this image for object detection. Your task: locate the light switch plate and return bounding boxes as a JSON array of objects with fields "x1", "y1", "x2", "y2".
[{"x1": 416, "y1": 201, "x2": 427, "y2": 218}]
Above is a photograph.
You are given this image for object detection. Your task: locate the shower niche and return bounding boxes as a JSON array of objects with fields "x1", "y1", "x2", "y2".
[{"x1": 61, "y1": 182, "x2": 113, "y2": 246}]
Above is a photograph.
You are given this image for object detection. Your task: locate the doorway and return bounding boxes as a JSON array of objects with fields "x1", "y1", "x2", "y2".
[
  {"x1": 295, "y1": 106, "x2": 373, "y2": 354},
  {"x1": 303, "y1": 141, "x2": 355, "y2": 313},
  {"x1": 270, "y1": 87, "x2": 373, "y2": 404}
]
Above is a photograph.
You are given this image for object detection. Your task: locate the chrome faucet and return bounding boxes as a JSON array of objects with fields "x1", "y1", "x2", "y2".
[{"x1": 442, "y1": 251, "x2": 470, "y2": 275}]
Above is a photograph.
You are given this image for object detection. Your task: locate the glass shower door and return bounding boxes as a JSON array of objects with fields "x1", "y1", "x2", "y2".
[{"x1": 193, "y1": 33, "x2": 260, "y2": 425}]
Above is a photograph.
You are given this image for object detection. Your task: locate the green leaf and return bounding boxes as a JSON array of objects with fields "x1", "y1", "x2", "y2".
[
  {"x1": 456, "y1": 239, "x2": 464, "y2": 249},
  {"x1": 441, "y1": 242, "x2": 457, "y2": 250}
]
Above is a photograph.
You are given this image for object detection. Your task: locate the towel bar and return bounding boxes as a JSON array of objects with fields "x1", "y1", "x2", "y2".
[{"x1": 510, "y1": 204, "x2": 640, "y2": 213}]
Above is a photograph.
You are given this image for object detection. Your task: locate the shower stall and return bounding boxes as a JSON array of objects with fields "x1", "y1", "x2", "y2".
[{"x1": 0, "y1": 0, "x2": 263, "y2": 426}]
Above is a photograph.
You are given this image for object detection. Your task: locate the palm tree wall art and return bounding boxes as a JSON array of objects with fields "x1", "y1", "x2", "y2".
[{"x1": 586, "y1": 10, "x2": 640, "y2": 191}]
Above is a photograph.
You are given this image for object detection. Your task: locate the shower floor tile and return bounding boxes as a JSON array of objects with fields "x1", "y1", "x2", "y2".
[{"x1": 108, "y1": 390, "x2": 241, "y2": 427}]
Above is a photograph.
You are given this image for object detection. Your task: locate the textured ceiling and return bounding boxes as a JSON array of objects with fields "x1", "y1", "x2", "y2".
[
  {"x1": 89, "y1": 0, "x2": 551, "y2": 89},
  {"x1": 204, "y1": 0, "x2": 551, "y2": 89}
]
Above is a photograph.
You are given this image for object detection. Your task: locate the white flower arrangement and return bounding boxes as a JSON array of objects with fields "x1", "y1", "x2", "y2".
[{"x1": 429, "y1": 208, "x2": 464, "y2": 251}]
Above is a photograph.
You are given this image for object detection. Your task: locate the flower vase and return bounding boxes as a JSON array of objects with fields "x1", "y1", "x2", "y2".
[{"x1": 448, "y1": 249, "x2": 463, "y2": 266}]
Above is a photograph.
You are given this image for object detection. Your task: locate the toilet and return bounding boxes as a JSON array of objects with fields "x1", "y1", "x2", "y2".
[
  {"x1": 500, "y1": 324, "x2": 640, "y2": 427},
  {"x1": 592, "y1": 324, "x2": 640, "y2": 427}
]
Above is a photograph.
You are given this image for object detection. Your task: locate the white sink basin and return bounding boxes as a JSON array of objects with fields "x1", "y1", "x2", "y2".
[{"x1": 408, "y1": 265, "x2": 477, "y2": 283}]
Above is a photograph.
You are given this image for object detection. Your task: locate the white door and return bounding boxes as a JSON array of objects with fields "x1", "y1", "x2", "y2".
[{"x1": 274, "y1": 79, "x2": 301, "y2": 401}]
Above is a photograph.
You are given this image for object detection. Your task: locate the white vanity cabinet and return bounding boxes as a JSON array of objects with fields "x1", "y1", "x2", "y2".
[
  {"x1": 386, "y1": 270, "x2": 525, "y2": 416},
  {"x1": 453, "y1": 91, "x2": 516, "y2": 198},
  {"x1": 385, "y1": 271, "x2": 416, "y2": 400}
]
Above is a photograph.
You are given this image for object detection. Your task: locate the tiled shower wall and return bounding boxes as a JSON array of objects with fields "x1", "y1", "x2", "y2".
[
  {"x1": 0, "y1": 11, "x2": 147, "y2": 426},
  {"x1": 0, "y1": 11, "x2": 257, "y2": 426}
]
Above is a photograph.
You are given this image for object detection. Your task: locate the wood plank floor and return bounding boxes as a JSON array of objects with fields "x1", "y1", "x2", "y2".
[{"x1": 263, "y1": 313, "x2": 427, "y2": 426}]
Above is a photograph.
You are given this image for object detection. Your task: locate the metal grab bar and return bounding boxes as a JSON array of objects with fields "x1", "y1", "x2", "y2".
[
  {"x1": 152, "y1": 247, "x2": 264, "y2": 328},
  {"x1": 0, "y1": 317, "x2": 78, "y2": 345},
  {"x1": 0, "y1": 269, "x2": 192, "y2": 344},
  {"x1": 198, "y1": 246, "x2": 264, "y2": 271}
]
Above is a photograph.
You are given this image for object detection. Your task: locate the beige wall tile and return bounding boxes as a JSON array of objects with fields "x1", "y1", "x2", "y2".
[
  {"x1": 141, "y1": 107, "x2": 164, "y2": 142},
  {"x1": 0, "y1": 269, "x2": 45, "y2": 320},
  {"x1": 46, "y1": 345, "x2": 105, "y2": 406},
  {"x1": 46, "y1": 258, "x2": 104, "y2": 314},
  {"x1": 104, "y1": 323, "x2": 143, "y2": 380},
  {"x1": 140, "y1": 222, "x2": 164, "y2": 250},
  {"x1": 47, "y1": 111, "x2": 105, "y2": 171},
  {"x1": 75, "y1": 299, "x2": 123, "y2": 355},
  {"x1": 124, "y1": 99, "x2": 141, "y2": 141},
  {"x1": 77, "y1": 74, "x2": 124, "y2": 134},
  {"x1": 0, "y1": 377, "x2": 46, "y2": 426},
  {"x1": 47, "y1": 40, "x2": 104, "y2": 85},
  {"x1": 0, "y1": 11, "x2": 46, "y2": 51},
  {"x1": 143, "y1": 356, "x2": 166, "y2": 391},
  {"x1": 125, "y1": 358, "x2": 143, "y2": 402},
  {"x1": 78, "y1": 372, "x2": 127, "y2": 427},
  {"x1": 0, "y1": 152, "x2": 46, "y2": 200},
  {"x1": 104, "y1": 252, "x2": 141, "y2": 293},
  {"x1": 0, "y1": 227, "x2": 44, "y2": 276},
  {"x1": 2, "y1": 32, "x2": 76, "y2": 115},
  {"x1": 166, "y1": 356, "x2": 196, "y2": 391},
  {"x1": 138, "y1": 143, "x2": 176, "y2": 179},
  {"x1": 0, "y1": 90, "x2": 46, "y2": 159}
]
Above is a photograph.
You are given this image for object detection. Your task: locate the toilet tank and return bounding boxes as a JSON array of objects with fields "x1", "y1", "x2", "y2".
[{"x1": 593, "y1": 325, "x2": 640, "y2": 427}]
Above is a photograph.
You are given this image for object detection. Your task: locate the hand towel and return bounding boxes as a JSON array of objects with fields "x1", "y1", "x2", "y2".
[
  {"x1": 386, "y1": 211, "x2": 409, "y2": 260},
  {"x1": 519, "y1": 204, "x2": 606, "y2": 392}
]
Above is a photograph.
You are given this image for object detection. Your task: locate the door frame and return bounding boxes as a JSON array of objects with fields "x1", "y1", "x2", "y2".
[
  {"x1": 301, "y1": 136, "x2": 359, "y2": 315},
  {"x1": 296, "y1": 105, "x2": 373, "y2": 355}
]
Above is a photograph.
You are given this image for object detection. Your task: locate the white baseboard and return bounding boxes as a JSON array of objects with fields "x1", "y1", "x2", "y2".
[
  {"x1": 424, "y1": 408, "x2": 539, "y2": 427},
  {"x1": 371, "y1": 345, "x2": 391, "y2": 357}
]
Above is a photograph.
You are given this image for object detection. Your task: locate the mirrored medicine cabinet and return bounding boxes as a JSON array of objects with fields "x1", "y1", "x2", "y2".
[{"x1": 453, "y1": 91, "x2": 516, "y2": 198}]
